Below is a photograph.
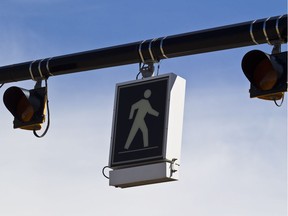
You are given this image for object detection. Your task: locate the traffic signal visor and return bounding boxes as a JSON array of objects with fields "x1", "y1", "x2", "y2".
[
  {"x1": 241, "y1": 50, "x2": 287, "y2": 100},
  {"x1": 3, "y1": 86, "x2": 47, "y2": 130}
]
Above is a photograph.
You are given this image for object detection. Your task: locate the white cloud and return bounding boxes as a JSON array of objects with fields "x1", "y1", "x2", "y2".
[{"x1": 0, "y1": 84, "x2": 286, "y2": 216}]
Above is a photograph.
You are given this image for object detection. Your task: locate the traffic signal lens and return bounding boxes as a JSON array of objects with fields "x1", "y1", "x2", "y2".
[
  {"x1": 17, "y1": 96, "x2": 34, "y2": 122},
  {"x1": 253, "y1": 58, "x2": 277, "y2": 91}
]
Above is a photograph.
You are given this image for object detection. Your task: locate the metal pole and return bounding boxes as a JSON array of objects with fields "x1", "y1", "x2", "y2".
[{"x1": 0, "y1": 15, "x2": 286, "y2": 84}]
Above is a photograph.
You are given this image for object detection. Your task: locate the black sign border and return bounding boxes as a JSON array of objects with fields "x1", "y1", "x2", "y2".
[{"x1": 109, "y1": 75, "x2": 171, "y2": 168}]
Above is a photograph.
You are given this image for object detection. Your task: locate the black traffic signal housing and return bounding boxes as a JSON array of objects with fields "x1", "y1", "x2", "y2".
[
  {"x1": 241, "y1": 50, "x2": 287, "y2": 101},
  {"x1": 3, "y1": 86, "x2": 47, "y2": 130}
]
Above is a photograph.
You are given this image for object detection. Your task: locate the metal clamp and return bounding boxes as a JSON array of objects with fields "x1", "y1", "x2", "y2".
[
  {"x1": 250, "y1": 20, "x2": 259, "y2": 45},
  {"x1": 138, "y1": 39, "x2": 160, "y2": 78},
  {"x1": 275, "y1": 15, "x2": 284, "y2": 42},
  {"x1": 38, "y1": 59, "x2": 45, "y2": 79},
  {"x1": 29, "y1": 58, "x2": 54, "y2": 81},
  {"x1": 139, "y1": 61, "x2": 155, "y2": 78},
  {"x1": 148, "y1": 38, "x2": 158, "y2": 62},
  {"x1": 168, "y1": 158, "x2": 179, "y2": 178},
  {"x1": 45, "y1": 57, "x2": 54, "y2": 76},
  {"x1": 250, "y1": 15, "x2": 286, "y2": 46},
  {"x1": 138, "y1": 40, "x2": 146, "y2": 63},
  {"x1": 263, "y1": 17, "x2": 272, "y2": 45},
  {"x1": 29, "y1": 60, "x2": 37, "y2": 81},
  {"x1": 160, "y1": 36, "x2": 168, "y2": 59}
]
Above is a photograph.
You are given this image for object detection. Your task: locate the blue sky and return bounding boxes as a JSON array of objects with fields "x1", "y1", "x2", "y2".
[{"x1": 0, "y1": 1, "x2": 287, "y2": 216}]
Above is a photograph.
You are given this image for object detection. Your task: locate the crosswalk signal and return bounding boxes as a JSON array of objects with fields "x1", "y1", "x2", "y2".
[
  {"x1": 3, "y1": 85, "x2": 47, "y2": 131},
  {"x1": 241, "y1": 50, "x2": 287, "y2": 101}
]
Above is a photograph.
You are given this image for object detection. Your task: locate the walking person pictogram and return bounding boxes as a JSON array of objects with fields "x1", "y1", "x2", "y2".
[{"x1": 124, "y1": 89, "x2": 159, "y2": 150}]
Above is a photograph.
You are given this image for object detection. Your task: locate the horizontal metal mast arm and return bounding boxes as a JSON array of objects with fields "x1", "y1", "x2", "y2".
[{"x1": 0, "y1": 15, "x2": 286, "y2": 83}]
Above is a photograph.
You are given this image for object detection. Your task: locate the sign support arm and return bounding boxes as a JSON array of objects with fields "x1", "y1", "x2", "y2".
[{"x1": 0, "y1": 15, "x2": 286, "y2": 84}]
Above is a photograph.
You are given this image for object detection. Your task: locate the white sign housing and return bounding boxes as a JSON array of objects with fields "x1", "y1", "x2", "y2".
[{"x1": 109, "y1": 73, "x2": 185, "y2": 188}]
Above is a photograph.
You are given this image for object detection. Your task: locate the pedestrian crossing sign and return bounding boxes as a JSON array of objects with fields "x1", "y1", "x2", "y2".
[{"x1": 109, "y1": 73, "x2": 186, "y2": 169}]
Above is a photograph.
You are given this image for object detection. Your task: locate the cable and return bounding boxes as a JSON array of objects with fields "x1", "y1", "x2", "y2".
[
  {"x1": 274, "y1": 96, "x2": 285, "y2": 107},
  {"x1": 0, "y1": 83, "x2": 4, "y2": 88},
  {"x1": 102, "y1": 166, "x2": 110, "y2": 179},
  {"x1": 33, "y1": 79, "x2": 51, "y2": 138}
]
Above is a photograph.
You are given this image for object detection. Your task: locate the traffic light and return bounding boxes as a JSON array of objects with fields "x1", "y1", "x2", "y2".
[
  {"x1": 241, "y1": 50, "x2": 287, "y2": 101},
  {"x1": 3, "y1": 85, "x2": 47, "y2": 130}
]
